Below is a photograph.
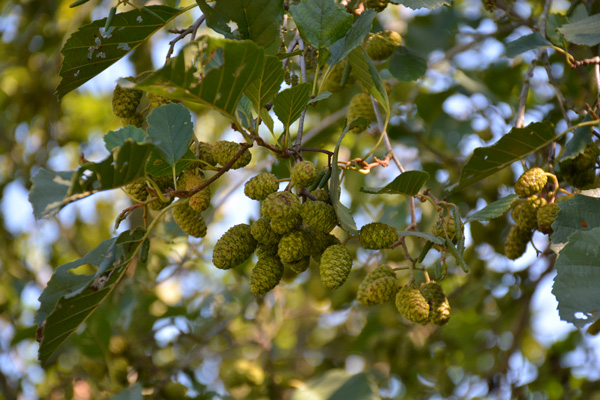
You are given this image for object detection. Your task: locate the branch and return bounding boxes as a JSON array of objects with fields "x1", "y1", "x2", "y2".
[{"x1": 166, "y1": 13, "x2": 206, "y2": 60}]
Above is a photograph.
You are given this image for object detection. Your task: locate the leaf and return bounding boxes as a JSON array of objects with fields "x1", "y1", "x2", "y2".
[
  {"x1": 558, "y1": 14, "x2": 600, "y2": 46},
  {"x1": 145, "y1": 149, "x2": 197, "y2": 177},
  {"x1": 348, "y1": 47, "x2": 389, "y2": 115},
  {"x1": 397, "y1": 231, "x2": 445, "y2": 245},
  {"x1": 37, "y1": 229, "x2": 146, "y2": 365},
  {"x1": 560, "y1": 115, "x2": 595, "y2": 162},
  {"x1": 289, "y1": 0, "x2": 353, "y2": 49},
  {"x1": 550, "y1": 190, "x2": 600, "y2": 253},
  {"x1": 104, "y1": 126, "x2": 146, "y2": 152},
  {"x1": 29, "y1": 141, "x2": 154, "y2": 219},
  {"x1": 308, "y1": 91, "x2": 332, "y2": 105},
  {"x1": 390, "y1": 0, "x2": 450, "y2": 9},
  {"x1": 56, "y1": 6, "x2": 183, "y2": 98},
  {"x1": 291, "y1": 370, "x2": 379, "y2": 400},
  {"x1": 552, "y1": 227, "x2": 600, "y2": 328},
  {"x1": 360, "y1": 171, "x2": 429, "y2": 196},
  {"x1": 147, "y1": 103, "x2": 193, "y2": 166},
  {"x1": 245, "y1": 55, "x2": 285, "y2": 111},
  {"x1": 466, "y1": 194, "x2": 519, "y2": 222},
  {"x1": 199, "y1": 0, "x2": 284, "y2": 48},
  {"x1": 546, "y1": 13, "x2": 569, "y2": 45},
  {"x1": 29, "y1": 169, "x2": 76, "y2": 219},
  {"x1": 109, "y1": 383, "x2": 143, "y2": 400},
  {"x1": 451, "y1": 121, "x2": 556, "y2": 193},
  {"x1": 389, "y1": 46, "x2": 427, "y2": 82},
  {"x1": 505, "y1": 32, "x2": 552, "y2": 58},
  {"x1": 444, "y1": 238, "x2": 469, "y2": 273},
  {"x1": 136, "y1": 36, "x2": 265, "y2": 121},
  {"x1": 236, "y1": 94, "x2": 256, "y2": 130},
  {"x1": 273, "y1": 83, "x2": 312, "y2": 132},
  {"x1": 329, "y1": 122, "x2": 360, "y2": 236},
  {"x1": 327, "y1": 10, "x2": 376, "y2": 67}
]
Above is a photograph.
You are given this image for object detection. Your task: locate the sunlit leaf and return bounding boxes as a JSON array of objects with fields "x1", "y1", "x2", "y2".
[
  {"x1": 245, "y1": 55, "x2": 285, "y2": 111},
  {"x1": 289, "y1": 0, "x2": 353, "y2": 49},
  {"x1": 451, "y1": 121, "x2": 555, "y2": 193},
  {"x1": 197, "y1": 0, "x2": 284, "y2": 47},
  {"x1": 273, "y1": 83, "x2": 312, "y2": 132},
  {"x1": 57, "y1": 6, "x2": 183, "y2": 98},
  {"x1": 136, "y1": 36, "x2": 265, "y2": 121},
  {"x1": 552, "y1": 227, "x2": 600, "y2": 328},
  {"x1": 466, "y1": 194, "x2": 519, "y2": 222},
  {"x1": 291, "y1": 370, "x2": 379, "y2": 400},
  {"x1": 560, "y1": 115, "x2": 595, "y2": 162},
  {"x1": 360, "y1": 171, "x2": 429, "y2": 196}
]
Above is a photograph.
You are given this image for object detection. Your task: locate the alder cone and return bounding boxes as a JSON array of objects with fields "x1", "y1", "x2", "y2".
[
  {"x1": 291, "y1": 161, "x2": 318, "y2": 188},
  {"x1": 322, "y1": 60, "x2": 353, "y2": 93},
  {"x1": 537, "y1": 203, "x2": 559, "y2": 234},
  {"x1": 366, "y1": 277, "x2": 398, "y2": 304},
  {"x1": 432, "y1": 215, "x2": 462, "y2": 244},
  {"x1": 517, "y1": 195, "x2": 546, "y2": 232},
  {"x1": 270, "y1": 214, "x2": 302, "y2": 235},
  {"x1": 284, "y1": 256, "x2": 311, "y2": 274},
  {"x1": 262, "y1": 191, "x2": 301, "y2": 220},
  {"x1": 213, "y1": 141, "x2": 252, "y2": 169},
  {"x1": 212, "y1": 224, "x2": 257, "y2": 270},
  {"x1": 357, "y1": 265, "x2": 396, "y2": 305},
  {"x1": 395, "y1": 286, "x2": 430, "y2": 325},
  {"x1": 504, "y1": 225, "x2": 532, "y2": 260},
  {"x1": 191, "y1": 141, "x2": 217, "y2": 168},
  {"x1": 124, "y1": 180, "x2": 148, "y2": 202},
  {"x1": 250, "y1": 257, "x2": 284, "y2": 296},
  {"x1": 173, "y1": 204, "x2": 207, "y2": 238},
  {"x1": 307, "y1": 230, "x2": 341, "y2": 263},
  {"x1": 255, "y1": 243, "x2": 278, "y2": 260},
  {"x1": 421, "y1": 282, "x2": 451, "y2": 325},
  {"x1": 514, "y1": 167, "x2": 547, "y2": 198},
  {"x1": 250, "y1": 216, "x2": 282, "y2": 245},
  {"x1": 347, "y1": 93, "x2": 376, "y2": 133},
  {"x1": 112, "y1": 84, "x2": 142, "y2": 118},
  {"x1": 181, "y1": 172, "x2": 211, "y2": 212},
  {"x1": 359, "y1": 222, "x2": 399, "y2": 249},
  {"x1": 320, "y1": 244, "x2": 353, "y2": 290},
  {"x1": 300, "y1": 201, "x2": 337, "y2": 233},
  {"x1": 278, "y1": 230, "x2": 311, "y2": 263},
  {"x1": 244, "y1": 173, "x2": 279, "y2": 200},
  {"x1": 364, "y1": 31, "x2": 402, "y2": 61},
  {"x1": 310, "y1": 188, "x2": 330, "y2": 202}
]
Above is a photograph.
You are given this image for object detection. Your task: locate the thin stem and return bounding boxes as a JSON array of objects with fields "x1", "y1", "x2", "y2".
[{"x1": 166, "y1": 8, "x2": 204, "y2": 59}]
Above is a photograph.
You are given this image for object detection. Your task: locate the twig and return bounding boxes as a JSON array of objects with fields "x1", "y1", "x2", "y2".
[
  {"x1": 281, "y1": 32, "x2": 300, "y2": 71},
  {"x1": 166, "y1": 14, "x2": 206, "y2": 59},
  {"x1": 293, "y1": 38, "x2": 309, "y2": 159},
  {"x1": 515, "y1": 54, "x2": 539, "y2": 129}
]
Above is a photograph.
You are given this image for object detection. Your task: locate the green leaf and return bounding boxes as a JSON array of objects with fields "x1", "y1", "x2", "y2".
[
  {"x1": 389, "y1": 46, "x2": 427, "y2": 82},
  {"x1": 291, "y1": 370, "x2": 379, "y2": 400},
  {"x1": 245, "y1": 55, "x2": 285, "y2": 111},
  {"x1": 236, "y1": 94, "x2": 256, "y2": 130},
  {"x1": 273, "y1": 83, "x2": 312, "y2": 132},
  {"x1": 558, "y1": 14, "x2": 600, "y2": 46},
  {"x1": 29, "y1": 169, "x2": 75, "y2": 219},
  {"x1": 109, "y1": 384, "x2": 143, "y2": 400},
  {"x1": 505, "y1": 32, "x2": 552, "y2": 58},
  {"x1": 104, "y1": 126, "x2": 146, "y2": 152},
  {"x1": 56, "y1": 6, "x2": 183, "y2": 98},
  {"x1": 198, "y1": 0, "x2": 284, "y2": 47},
  {"x1": 390, "y1": 0, "x2": 450, "y2": 9},
  {"x1": 466, "y1": 194, "x2": 519, "y2": 222},
  {"x1": 546, "y1": 13, "x2": 568, "y2": 45},
  {"x1": 360, "y1": 171, "x2": 429, "y2": 196},
  {"x1": 329, "y1": 122, "x2": 360, "y2": 236},
  {"x1": 397, "y1": 231, "x2": 445, "y2": 245},
  {"x1": 348, "y1": 47, "x2": 389, "y2": 115},
  {"x1": 451, "y1": 121, "x2": 556, "y2": 193},
  {"x1": 29, "y1": 141, "x2": 154, "y2": 219},
  {"x1": 552, "y1": 227, "x2": 600, "y2": 328},
  {"x1": 147, "y1": 103, "x2": 194, "y2": 166},
  {"x1": 289, "y1": 0, "x2": 353, "y2": 49},
  {"x1": 551, "y1": 190, "x2": 600, "y2": 254},
  {"x1": 560, "y1": 115, "x2": 595, "y2": 162},
  {"x1": 328, "y1": 10, "x2": 376, "y2": 67},
  {"x1": 444, "y1": 238, "x2": 469, "y2": 273},
  {"x1": 145, "y1": 149, "x2": 197, "y2": 177},
  {"x1": 37, "y1": 229, "x2": 146, "y2": 365},
  {"x1": 136, "y1": 36, "x2": 265, "y2": 121},
  {"x1": 308, "y1": 91, "x2": 332, "y2": 105}
]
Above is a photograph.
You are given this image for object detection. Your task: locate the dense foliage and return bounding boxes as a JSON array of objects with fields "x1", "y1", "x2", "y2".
[{"x1": 2, "y1": 0, "x2": 600, "y2": 399}]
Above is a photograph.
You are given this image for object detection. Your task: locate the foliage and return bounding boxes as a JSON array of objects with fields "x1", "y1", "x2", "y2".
[{"x1": 2, "y1": 0, "x2": 600, "y2": 399}]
